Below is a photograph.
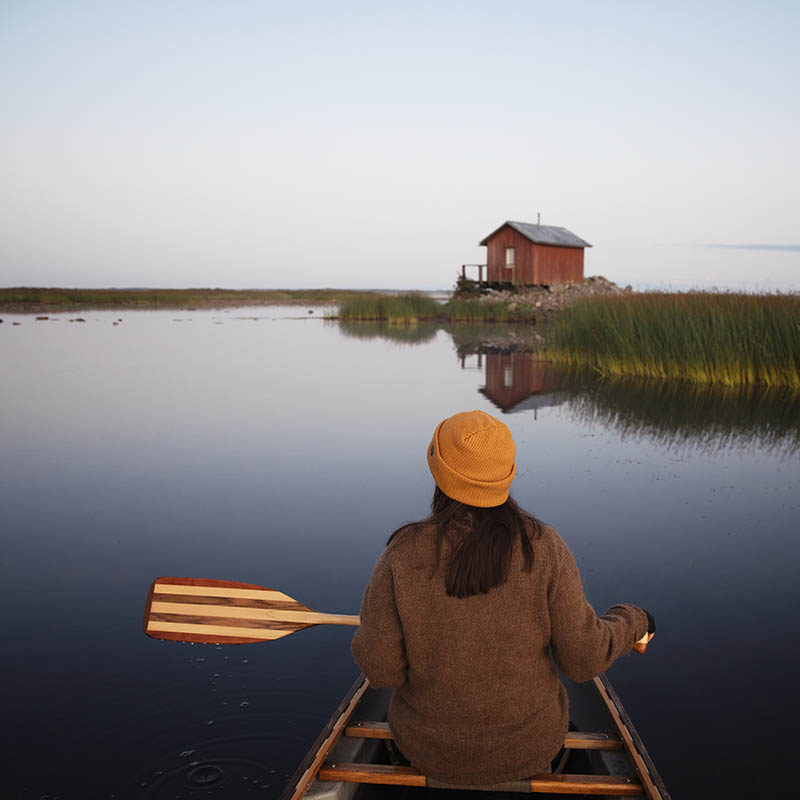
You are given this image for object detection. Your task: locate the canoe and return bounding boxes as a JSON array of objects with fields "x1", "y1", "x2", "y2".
[{"x1": 280, "y1": 672, "x2": 670, "y2": 800}]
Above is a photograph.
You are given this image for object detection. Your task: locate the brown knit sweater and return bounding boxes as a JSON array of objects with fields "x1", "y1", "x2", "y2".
[{"x1": 351, "y1": 522, "x2": 648, "y2": 785}]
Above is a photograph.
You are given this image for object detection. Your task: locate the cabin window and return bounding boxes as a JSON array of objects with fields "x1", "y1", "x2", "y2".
[
  {"x1": 504, "y1": 365, "x2": 513, "y2": 388},
  {"x1": 505, "y1": 247, "x2": 515, "y2": 268}
]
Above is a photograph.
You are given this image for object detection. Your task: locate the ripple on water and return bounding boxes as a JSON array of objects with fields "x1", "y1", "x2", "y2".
[
  {"x1": 137, "y1": 756, "x2": 274, "y2": 797},
  {"x1": 188, "y1": 763, "x2": 224, "y2": 785},
  {"x1": 124, "y1": 726, "x2": 313, "y2": 800}
]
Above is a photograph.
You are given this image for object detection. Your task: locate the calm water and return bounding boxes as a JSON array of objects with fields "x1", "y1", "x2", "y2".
[{"x1": 2, "y1": 308, "x2": 799, "y2": 799}]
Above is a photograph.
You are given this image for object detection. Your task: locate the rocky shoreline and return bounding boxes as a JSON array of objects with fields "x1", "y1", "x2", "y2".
[{"x1": 472, "y1": 275, "x2": 632, "y2": 318}]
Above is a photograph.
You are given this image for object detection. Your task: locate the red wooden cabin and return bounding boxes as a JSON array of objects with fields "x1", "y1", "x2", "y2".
[{"x1": 479, "y1": 220, "x2": 591, "y2": 287}]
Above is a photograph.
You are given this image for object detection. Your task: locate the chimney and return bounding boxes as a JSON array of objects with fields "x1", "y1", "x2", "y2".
[{"x1": 537, "y1": 212, "x2": 541, "y2": 226}]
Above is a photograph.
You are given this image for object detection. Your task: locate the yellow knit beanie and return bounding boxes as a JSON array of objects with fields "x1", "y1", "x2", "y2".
[{"x1": 427, "y1": 409, "x2": 516, "y2": 508}]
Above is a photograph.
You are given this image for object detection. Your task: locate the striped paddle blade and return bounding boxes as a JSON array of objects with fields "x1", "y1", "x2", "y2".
[{"x1": 143, "y1": 577, "x2": 322, "y2": 644}]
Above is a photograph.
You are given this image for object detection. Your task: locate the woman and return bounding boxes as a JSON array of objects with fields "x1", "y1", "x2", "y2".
[{"x1": 351, "y1": 409, "x2": 655, "y2": 787}]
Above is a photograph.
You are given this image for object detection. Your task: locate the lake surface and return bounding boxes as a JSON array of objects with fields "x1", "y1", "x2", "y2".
[{"x1": 2, "y1": 308, "x2": 799, "y2": 799}]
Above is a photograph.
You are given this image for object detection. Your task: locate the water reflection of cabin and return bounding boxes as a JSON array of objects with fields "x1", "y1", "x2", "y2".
[
  {"x1": 474, "y1": 351, "x2": 569, "y2": 414},
  {"x1": 464, "y1": 220, "x2": 592, "y2": 287}
]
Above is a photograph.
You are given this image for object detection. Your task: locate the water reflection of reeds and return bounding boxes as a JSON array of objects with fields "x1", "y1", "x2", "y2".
[
  {"x1": 458, "y1": 341, "x2": 800, "y2": 455},
  {"x1": 336, "y1": 319, "x2": 439, "y2": 345},
  {"x1": 565, "y1": 373, "x2": 800, "y2": 455}
]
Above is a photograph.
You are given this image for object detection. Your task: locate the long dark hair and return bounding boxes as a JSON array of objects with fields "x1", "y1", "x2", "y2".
[{"x1": 388, "y1": 487, "x2": 541, "y2": 598}]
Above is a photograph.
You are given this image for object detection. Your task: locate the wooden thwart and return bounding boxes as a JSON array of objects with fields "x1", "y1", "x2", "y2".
[
  {"x1": 317, "y1": 763, "x2": 643, "y2": 796},
  {"x1": 345, "y1": 721, "x2": 624, "y2": 751},
  {"x1": 319, "y1": 763, "x2": 427, "y2": 788}
]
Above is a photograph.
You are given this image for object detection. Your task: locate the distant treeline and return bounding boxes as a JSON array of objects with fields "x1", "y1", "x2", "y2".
[{"x1": 0, "y1": 287, "x2": 384, "y2": 311}]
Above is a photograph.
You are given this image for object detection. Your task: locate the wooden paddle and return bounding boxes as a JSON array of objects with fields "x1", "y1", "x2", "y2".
[
  {"x1": 143, "y1": 577, "x2": 360, "y2": 644},
  {"x1": 144, "y1": 576, "x2": 654, "y2": 654}
]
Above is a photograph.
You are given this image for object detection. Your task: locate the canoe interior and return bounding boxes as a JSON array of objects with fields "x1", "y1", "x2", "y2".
[{"x1": 283, "y1": 673, "x2": 669, "y2": 800}]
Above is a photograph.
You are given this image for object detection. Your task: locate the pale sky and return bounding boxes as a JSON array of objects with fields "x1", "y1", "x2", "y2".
[{"x1": 2, "y1": 1, "x2": 798, "y2": 291}]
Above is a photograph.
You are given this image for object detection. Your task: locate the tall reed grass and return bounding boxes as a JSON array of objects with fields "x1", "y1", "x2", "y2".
[
  {"x1": 550, "y1": 292, "x2": 800, "y2": 388},
  {"x1": 337, "y1": 293, "x2": 441, "y2": 324}
]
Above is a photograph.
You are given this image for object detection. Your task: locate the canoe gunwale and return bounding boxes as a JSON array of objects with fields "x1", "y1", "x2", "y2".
[
  {"x1": 593, "y1": 674, "x2": 671, "y2": 800},
  {"x1": 280, "y1": 674, "x2": 370, "y2": 800}
]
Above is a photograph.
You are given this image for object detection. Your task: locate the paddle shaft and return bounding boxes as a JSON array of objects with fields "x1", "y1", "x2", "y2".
[
  {"x1": 148, "y1": 601, "x2": 359, "y2": 627},
  {"x1": 288, "y1": 612, "x2": 359, "y2": 626}
]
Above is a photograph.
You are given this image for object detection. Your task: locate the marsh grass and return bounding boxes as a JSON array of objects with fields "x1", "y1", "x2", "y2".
[
  {"x1": 336, "y1": 293, "x2": 441, "y2": 324},
  {"x1": 550, "y1": 292, "x2": 800, "y2": 388}
]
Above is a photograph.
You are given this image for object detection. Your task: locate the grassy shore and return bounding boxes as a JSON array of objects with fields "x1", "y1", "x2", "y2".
[
  {"x1": 335, "y1": 293, "x2": 535, "y2": 323},
  {"x1": 549, "y1": 292, "x2": 800, "y2": 389},
  {"x1": 0, "y1": 287, "x2": 384, "y2": 312}
]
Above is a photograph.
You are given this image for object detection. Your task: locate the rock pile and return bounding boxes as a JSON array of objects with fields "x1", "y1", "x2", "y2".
[{"x1": 482, "y1": 275, "x2": 631, "y2": 316}]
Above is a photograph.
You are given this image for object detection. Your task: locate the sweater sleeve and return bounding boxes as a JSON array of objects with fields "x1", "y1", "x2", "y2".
[
  {"x1": 548, "y1": 535, "x2": 648, "y2": 683},
  {"x1": 351, "y1": 549, "x2": 408, "y2": 689}
]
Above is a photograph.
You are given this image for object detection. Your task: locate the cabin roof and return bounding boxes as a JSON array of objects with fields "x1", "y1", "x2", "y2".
[{"x1": 479, "y1": 221, "x2": 592, "y2": 249}]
